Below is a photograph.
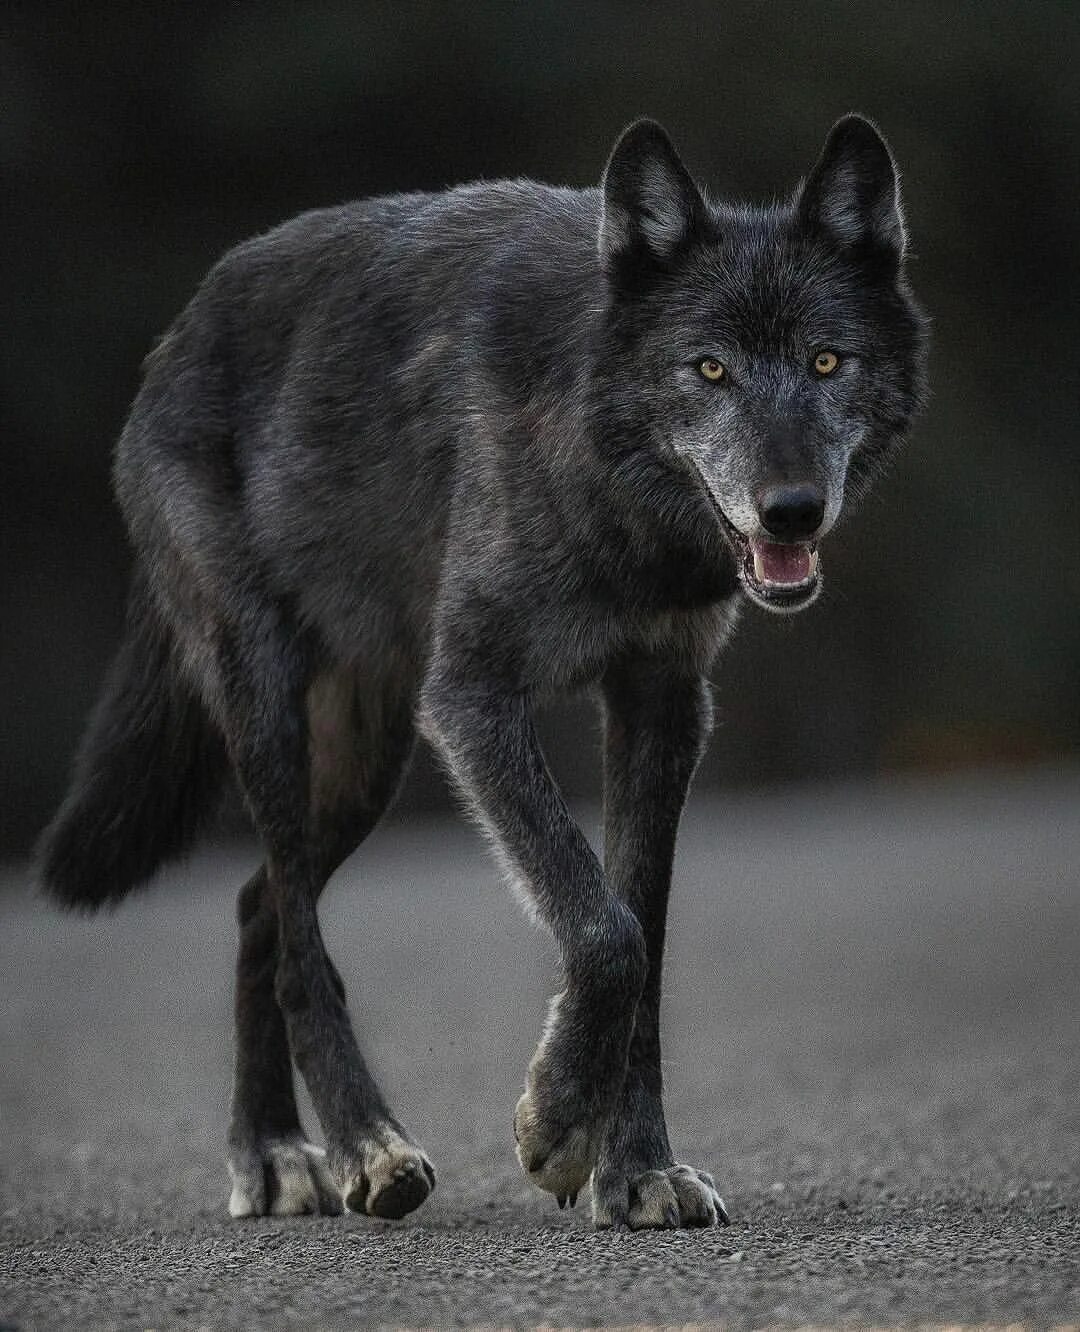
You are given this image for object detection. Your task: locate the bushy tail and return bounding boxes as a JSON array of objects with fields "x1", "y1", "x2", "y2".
[{"x1": 39, "y1": 580, "x2": 228, "y2": 912}]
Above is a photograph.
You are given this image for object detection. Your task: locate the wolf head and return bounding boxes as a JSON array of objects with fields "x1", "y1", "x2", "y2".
[{"x1": 595, "y1": 116, "x2": 928, "y2": 613}]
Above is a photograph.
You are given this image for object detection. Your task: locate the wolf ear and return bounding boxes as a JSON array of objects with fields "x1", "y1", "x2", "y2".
[
  {"x1": 796, "y1": 114, "x2": 906, "y2": 259},
  {"x1": 599, "y1": 120, "x2": 709, "y2": 275}
]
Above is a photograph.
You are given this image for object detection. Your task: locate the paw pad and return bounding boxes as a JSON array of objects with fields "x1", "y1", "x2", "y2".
[{"x1": 340, "y1": 1129, "x2": 436, "y2": 1220}]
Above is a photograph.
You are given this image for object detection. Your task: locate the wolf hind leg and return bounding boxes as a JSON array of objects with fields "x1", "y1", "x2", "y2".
[
  {"x1": 224, "y1": 641, "x2": 434, "y2": 1221},
  {"x1": 303, "y1": 662, "x2": 437, "y2": 1220},
  {"x1": 227, "y1": 865, "x2": 345, "y2": 1218}
]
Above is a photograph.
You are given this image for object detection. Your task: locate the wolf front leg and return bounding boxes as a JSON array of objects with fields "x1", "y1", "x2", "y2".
[
  {"x1": 591, "y1": 659, "x2": 729, "y2": 1229},
  {"x1": 422, "y1": 676, "x2": 647, "y2": 1205}
]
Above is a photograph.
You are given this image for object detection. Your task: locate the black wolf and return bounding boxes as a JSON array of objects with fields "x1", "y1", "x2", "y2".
[{"x1": 41, "y1": 115, "x2": 927, "y2": 1229}]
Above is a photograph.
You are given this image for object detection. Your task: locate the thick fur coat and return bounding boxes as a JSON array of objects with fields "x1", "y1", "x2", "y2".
[{"x1": 42, "y1": 116, "x2": 927, "y2": 1229}]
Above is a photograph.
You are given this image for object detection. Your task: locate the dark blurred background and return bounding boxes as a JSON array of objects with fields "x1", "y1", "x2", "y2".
[{"x1": 3, "y1": 1, "x2": 1078, "y2": 853}]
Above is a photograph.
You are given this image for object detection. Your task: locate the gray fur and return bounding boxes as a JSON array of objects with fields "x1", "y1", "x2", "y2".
[{"x1": 40, "y1": 114, "x2": 927, "y2": 1228}]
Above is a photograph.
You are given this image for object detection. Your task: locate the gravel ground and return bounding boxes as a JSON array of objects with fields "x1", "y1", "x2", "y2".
[{"x1": 2, "y1": 769, "x2": 1079, "y2": 1329}]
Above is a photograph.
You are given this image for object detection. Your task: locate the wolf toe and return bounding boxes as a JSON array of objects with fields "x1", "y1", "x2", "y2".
[
  {"x1": 227, "y1": 1137, "x2": 343, "y2": 1218},
  {"x1": 337, "y1": 1126, "x2": 436, "y2": 1220},
  {"x1": 593, "y1": 1162, "x2": 729, "y2": 1231},
  {"x1": 514, "y1": 1086, "x2": 606, "y2": 1200}
]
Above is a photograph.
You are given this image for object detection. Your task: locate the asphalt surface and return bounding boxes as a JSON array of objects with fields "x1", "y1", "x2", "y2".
[{"x1": 2, "y1": 769, "x2": 1079, "y2": 1329}]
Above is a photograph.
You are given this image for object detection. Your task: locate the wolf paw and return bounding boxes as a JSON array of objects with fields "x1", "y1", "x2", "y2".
[
  {"x1": 335, "y1": 1126, "x2": 436, "y2": 1220},
  {"x1": 228, "y1": 1135, "x2": 343, "y2": 1218},
  {"x1": 514, "y1": 1083, "x2": 607, "y2": 1202},
  {"x1": 592, "y1": 1163, "x2": 730, "y2": 1230}
]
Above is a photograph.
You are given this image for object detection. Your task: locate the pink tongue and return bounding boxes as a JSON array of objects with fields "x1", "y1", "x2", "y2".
[{"x1": 750, "y1": 538, "x2": 811, "y2": 585}]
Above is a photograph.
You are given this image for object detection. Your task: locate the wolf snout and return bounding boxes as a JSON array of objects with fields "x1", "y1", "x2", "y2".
[{"x1": 755, "y1": 483, "x2": 826, "y2": 541}]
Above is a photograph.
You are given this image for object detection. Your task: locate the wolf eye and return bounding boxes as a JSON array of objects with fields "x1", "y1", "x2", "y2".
[
  {"x1": 813, "y1": 350, "x2": 840, "y2": 376},
  {"x1": 699, "y1": 358, "x2": 726, "y2": 382}
]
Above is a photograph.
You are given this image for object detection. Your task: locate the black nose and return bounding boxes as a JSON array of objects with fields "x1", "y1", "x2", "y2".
[{"x1": 756, "y1": 484, "x2": 825, "y2": 540}]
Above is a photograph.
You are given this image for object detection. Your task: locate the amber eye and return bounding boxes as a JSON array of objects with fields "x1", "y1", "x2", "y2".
[
  {"x1": 699, "y1": 358, "x2": 726, "y2": 382},
  {"x1": 814, "y1": 350, "x2": 840, "y2": 376}
]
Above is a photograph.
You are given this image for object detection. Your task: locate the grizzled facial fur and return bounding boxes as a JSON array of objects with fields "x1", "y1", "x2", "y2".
[{"x1": 597, "y1": 117, "x2": 928, "y2": 612}]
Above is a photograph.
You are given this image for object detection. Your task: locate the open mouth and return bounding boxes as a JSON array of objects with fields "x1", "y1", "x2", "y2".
[
  {"x1": 741, "y1": 533, "x2": 820, "y2": 608},
  {"x1": 704, "y1": 492, "x2": 822, "y2": 610}
]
